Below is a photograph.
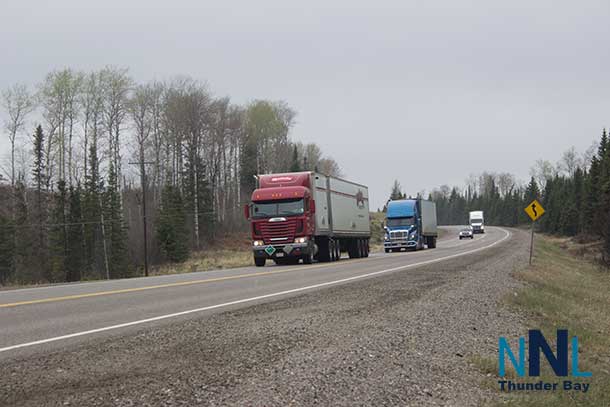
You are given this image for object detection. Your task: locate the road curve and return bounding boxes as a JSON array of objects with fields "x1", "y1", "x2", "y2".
[{"x1": 0, "y1": 226, "x2": 508, "y2": 359}]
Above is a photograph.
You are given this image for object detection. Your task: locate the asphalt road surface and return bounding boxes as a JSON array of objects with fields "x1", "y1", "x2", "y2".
[{"x1": 0, "y1": 226, "x2": 525, "y2": 406}]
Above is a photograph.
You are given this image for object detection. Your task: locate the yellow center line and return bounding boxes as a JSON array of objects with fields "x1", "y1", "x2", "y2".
[{"x1": 0, "y1": 257, "x2": 376, "y2": 308}]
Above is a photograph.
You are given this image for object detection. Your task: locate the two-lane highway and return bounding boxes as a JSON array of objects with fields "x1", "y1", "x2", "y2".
[{"x1": 0, "y1": 226, "x2": 509, "y2": 359}]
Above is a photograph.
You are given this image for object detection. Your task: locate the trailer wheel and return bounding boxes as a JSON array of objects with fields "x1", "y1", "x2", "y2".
[
  {"x1": 254, "y1": 257, "x2": 266, "y2": 267},
  {"x1": 429, "y1": 236, "x2": 437, "y2": 248},
  {"x1": 316, "y1": 237, "x2": 332, "y2": 262},
  {"x1": 335, "y1": 239, "x2": 341, "y2": 261},
  {"x1": 331, "y1": 239, "x2": 339, "y2": 261},
  {"x1": 348, "y1": 239, "x2": 358, "y2": 258},
  {"x1": 364, "y1": 239, "x2": 369, "y2": 257}
]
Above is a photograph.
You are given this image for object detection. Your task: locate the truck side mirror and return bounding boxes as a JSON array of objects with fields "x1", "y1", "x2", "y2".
[{"x1": 243, "y1": 204, "x2": 250, "y2": 220}]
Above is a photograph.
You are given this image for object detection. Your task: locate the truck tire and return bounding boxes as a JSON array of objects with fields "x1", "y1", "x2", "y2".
[
  {"x1": 317, "y1": 237, "x2": 332, "y2": 262},
  {"x1": 348, "y1": 239, "x2": 358, "y2": 258},
  {"x1": 364, "y1": 239, "x2": 369, "y2": 257},
  {"x1": 429, "y1": 236, "x2": 437, "y2": 249},
  {"x1": 359, "y1": 239, "x2": 365, "y2": 258},
  {"x1": 335, "y1": 239, "x2": 341, "y2": 261},
  {"x1": 254, "y1": 257, "x2": 266, "y2": 267},
  {"x1": 303, "y1": 250, "x2": 314, "y2": 264},
  {"x1": 384, "y1": 248, "x2": 390, "y2": 253}
]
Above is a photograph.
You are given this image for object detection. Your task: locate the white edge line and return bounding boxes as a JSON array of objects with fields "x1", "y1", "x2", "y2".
[{"x1": 0, "y1": 228, "x2": 511, "y2": 354}]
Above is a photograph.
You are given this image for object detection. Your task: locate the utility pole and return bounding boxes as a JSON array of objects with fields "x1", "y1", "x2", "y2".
[
  {"x1": 129, "y1": 160, "x2": 154, "y2": 277},
  {"x1": 529, "y1": 220, "x2": 535, "y2": 265}
]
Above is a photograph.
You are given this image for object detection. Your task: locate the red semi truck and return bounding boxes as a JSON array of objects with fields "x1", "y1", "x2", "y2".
[{"x1": 244, "y1": 171, "x2": 371, "y2": 266}]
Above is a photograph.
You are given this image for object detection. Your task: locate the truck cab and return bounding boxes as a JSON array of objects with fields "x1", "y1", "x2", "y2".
[
  {"x1": 384, "y1": 199, "x2": 437, "y2": 252},
  {"x1": 245, "y1": 171, "x2": 371, "y2": 267},
  {"x1": 469, "y1": 210, "x2": 485, "y2": 233},
  {"x1": 246, "y1": 173, "x2": 316, "y2": 267}
]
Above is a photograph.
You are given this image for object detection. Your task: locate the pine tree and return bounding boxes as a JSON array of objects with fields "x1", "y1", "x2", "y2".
[
  {"x1": 290, "y1": 145, "x2": 301, "y2": 172},
  {"x1": 32, "y1": 125, "x2": 46, "y2": 223},
  {"x1": 83, "y1": 143, "x2": 104, "y2": 278},
  {"x1": 48, "y1": 180, "x2": 68, "y2": 282},
  {"x1": 0, "y1": 214, "x2": 14, "y2": 285},
  {"x1": 66, "y1": 186, "x2": 85, "y2": 281},
  {"x1": 104, "y1": 161, "x2": 129, "y2": 278},
  {"x1": 157, "y1": 183, "x2": 189, "y2": 262},
  {"x1": 524, "y1": 177, "x2": 540, "y2": 204},
  {"x1": 239, "y1": 136, "x2": 258, "y2": 199},
  {"x1": 389, "y1": 180, "x2": 405, "y2": 200}
]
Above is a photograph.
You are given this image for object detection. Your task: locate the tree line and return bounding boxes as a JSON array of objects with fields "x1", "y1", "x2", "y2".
[
  {"x1": 0, "y1": 67, "x2": 341, "y2": 285},
  {"x1": 423, "y1": 130, "x2": 610, "y2": 264}
]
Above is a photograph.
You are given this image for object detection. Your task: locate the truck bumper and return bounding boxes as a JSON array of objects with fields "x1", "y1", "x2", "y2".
[
  {"x1": 384, "y1": 240, "x2": 417, "y2": 249},
  {"x1": 252, "y1": 243, "x2": 312, "y2": 259}
]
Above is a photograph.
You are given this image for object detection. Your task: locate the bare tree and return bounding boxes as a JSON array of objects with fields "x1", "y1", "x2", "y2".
[
  {"x1": 581, "y1": 141, "x2": 598, "y2": 171},
  {"x1": 558, "y1": 146, "x2": 581, "y2": 177},
  {"x1": 317, "y1": 157, "x2": 343, "y2": 177},
  {"x1": 39, "y1": 69, "x2": 82, "y2": 187},
  {"x1": 497, "y1": 172, "x2": 516, "y2": 197},
  {"x1": 80, "y1": 71, "x2": 105, "y2": 182},
  {"x1": 530, "y1": 159, "x2": 556, "y2": 191},
  {"x1": 1, "y1": 84, "x2": 35, "y2": 186},
  {"x1": 101, "y1": 66, "x2": 132, "y2": 190}
]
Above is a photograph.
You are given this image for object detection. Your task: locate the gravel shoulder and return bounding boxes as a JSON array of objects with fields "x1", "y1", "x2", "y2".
[{"x1": 0, "y1": 228, "x2": 529, "y2": 406}]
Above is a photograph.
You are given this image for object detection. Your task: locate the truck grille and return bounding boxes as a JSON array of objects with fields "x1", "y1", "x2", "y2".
[
  {"x1": 390, "y1": 231, "x2": 407, "y2": 240},
  {"x1": 259, "y1": 219, "x2": 297, "y2": 245}
]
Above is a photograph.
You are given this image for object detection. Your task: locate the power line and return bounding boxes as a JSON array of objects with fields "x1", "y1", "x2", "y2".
[{"x1": 0, "y1": 210, "x2": 220, "y2": 230}]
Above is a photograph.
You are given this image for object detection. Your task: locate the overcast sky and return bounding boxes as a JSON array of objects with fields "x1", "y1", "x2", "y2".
[{"x1": 1, "y1": 0, "x2": 609, "y2": 209}]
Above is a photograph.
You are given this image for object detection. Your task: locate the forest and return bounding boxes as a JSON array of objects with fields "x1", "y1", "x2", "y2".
[
  {"x1": 423, "y1": 130, "x2": 610, "y2": 264},
  {"x1": 0, "y1": 68, "x2": 341, "y2": 285}
]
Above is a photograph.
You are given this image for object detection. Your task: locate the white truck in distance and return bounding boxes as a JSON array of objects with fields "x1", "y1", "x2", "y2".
[{"x1": 469, "y1": 211, "x2": 485, "y2": 233}]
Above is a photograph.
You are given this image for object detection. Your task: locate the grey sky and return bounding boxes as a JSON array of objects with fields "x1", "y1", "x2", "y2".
[{"x1": 1, "y1": 0, "x2": 609, "y2": 209}]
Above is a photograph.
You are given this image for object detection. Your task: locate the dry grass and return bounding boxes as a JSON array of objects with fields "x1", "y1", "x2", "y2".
[
  {"x1": 151, "y1": 232, "x2": 254, "y2": 275},
  {"x1": 473, "y1": 235, "x2": 610, "y2": 406}
]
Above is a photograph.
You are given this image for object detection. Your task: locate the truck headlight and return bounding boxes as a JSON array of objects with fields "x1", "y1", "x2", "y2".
[
  {"x1": 384, "y1": 235, "x2": 389, "y2": 241},
  {"x1": 409, "y1": 233, "x2": 417, "y2": 240},
  {"x1": 294, "y1": 237, "x2": 308, "y2": 244},
  {"x1": 253, "y1": 240, "x2": 264, "y2": 246}
]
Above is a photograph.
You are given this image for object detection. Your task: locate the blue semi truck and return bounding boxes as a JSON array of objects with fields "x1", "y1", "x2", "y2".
[{"x1": 384, "y1": 199, "x2": 438, "y2": 252}]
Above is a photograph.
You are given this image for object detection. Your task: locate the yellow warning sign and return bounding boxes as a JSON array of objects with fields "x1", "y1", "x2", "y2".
[{"x1": 524, "y1": 199, "x2": 545, "y2": 222}]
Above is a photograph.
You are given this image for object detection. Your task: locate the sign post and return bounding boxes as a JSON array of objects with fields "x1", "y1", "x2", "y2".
[{"x1": 524, "y1": 199, "x2": 546, "y2": 265}]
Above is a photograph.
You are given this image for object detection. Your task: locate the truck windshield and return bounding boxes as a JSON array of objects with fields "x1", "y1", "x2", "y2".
[
  {"x1": 252, "y1": 199, "x2": 304, "y2": 218},
  {"x1": 471, "y1": 218, "x2": 483, "y2": 223},
  {"x1": 386, "y1": 217, "x2": 415, "y2": 227}
]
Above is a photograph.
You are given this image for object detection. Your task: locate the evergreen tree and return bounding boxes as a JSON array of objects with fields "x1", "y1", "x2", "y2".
[
  {"x1": 104, "y1": 162, "x2": 130, "y2": 278},
  {"x1": 582, "y1": 156, "x2": 600, "y2": 234},
  {"x1": 389, "y1": 180, "x2": 405, "y2": 200},
  {"x1": 0, "y1": 214, "x2": 14, "y2": 285},
  {"x1": 524, "y1": 177, "x2": 541, "y2": 203},
  {"x1": 290, "y1": 145, "x2": 301, "y2": 172},
  {"x1": 48, "y1": 180, "x2": 68, "y2": 282},
  {"x1": 157, "y1": 183, "x2": 189, "y2": 262},
  {"x1": 83, "y1": 143, "x2": 104, "y2": 278},
  {"x1": 66, "y1": 186, "x2": 85, "y2": 282},
  {"x1": 31, "y1": 125, "x2": 46, "y2": 254},
  {"x1": 239, "y1": 135, "x2": 258, "y2": 199}
]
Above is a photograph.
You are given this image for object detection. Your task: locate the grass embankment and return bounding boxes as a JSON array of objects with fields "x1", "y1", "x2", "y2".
[
  {"x1": 151, "y1": 233, "x2": 253, "y2": 276},
  {"x1": 474, "y1": 235, "x2": 610, "y2": 406}
]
